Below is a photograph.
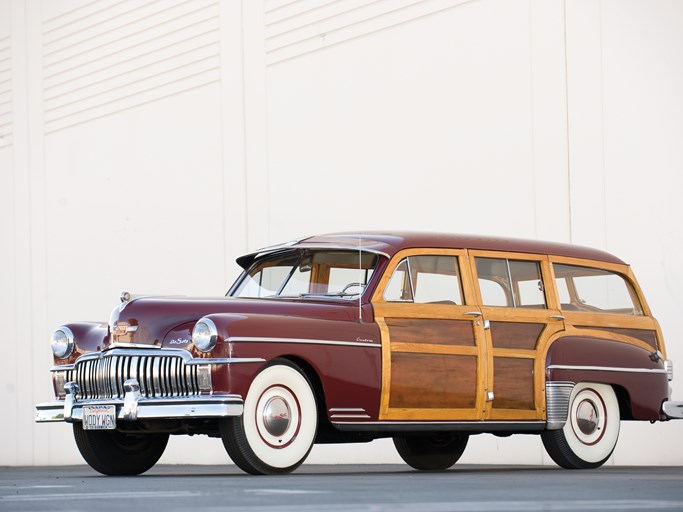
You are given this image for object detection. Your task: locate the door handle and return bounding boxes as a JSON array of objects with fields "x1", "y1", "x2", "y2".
[
  {"x1": 549, "y1": 315, "x2": 565, "y2": 321},
  {"x1": 464, "y1": 311, "x2": 482, "y2": 317}
]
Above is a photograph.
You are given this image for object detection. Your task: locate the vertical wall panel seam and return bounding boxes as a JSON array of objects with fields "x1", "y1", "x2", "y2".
[
  {"x1": 262, "y1": 0, "x2": 271, "y2": 247},
  {"x1": 527, "y1": 0, "x2": 538, "y2": 238},
  {"x1": 598, "y1": 0, "x2": 608, "y2": 250},
  {"x1": 21, "y1": 0, "x2": 36, "y2": 465},
  {"x1": 562, "y1": 0, "x2": 572, "y2": 243},
  {"x1": 241, "y1": 0, "x2": 250, "y2": 250}
]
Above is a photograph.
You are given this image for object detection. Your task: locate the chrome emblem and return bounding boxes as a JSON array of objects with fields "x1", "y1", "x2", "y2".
[{"x1": 111, "y1": 324, "x2": 138, "y2": 336}]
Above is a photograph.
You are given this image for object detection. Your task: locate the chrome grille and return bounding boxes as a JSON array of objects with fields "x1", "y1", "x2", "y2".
[{"x1": 65, "y1": 353, "x2": 200, "y2": 399}]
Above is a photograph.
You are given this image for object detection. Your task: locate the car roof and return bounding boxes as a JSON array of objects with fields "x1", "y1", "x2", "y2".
[{"x1": 236, "y1": 231, "x2": 625, "y2": 269}]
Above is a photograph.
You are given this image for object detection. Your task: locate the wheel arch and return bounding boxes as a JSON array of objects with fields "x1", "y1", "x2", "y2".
[{"x1": 272, "y1": 355, "x2": 337, "y2": 441}]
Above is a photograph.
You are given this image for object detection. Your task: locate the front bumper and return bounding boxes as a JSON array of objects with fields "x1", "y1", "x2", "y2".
[{"x1": 35, "y1": 378, "x2": 244, "y2": 423}]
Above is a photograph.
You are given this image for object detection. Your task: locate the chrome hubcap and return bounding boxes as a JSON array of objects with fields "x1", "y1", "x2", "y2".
[
  {"x1": 576, "y1": 399, "x2": 599, "y2": 435},
  {"x1": 262, "y1": 397, "x2": 291, "y2": 437}
]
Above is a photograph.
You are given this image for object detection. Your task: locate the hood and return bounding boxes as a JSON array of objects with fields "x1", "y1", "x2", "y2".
[{"x1": 107, "y1": 296, "x2": 360, "y2": 349}]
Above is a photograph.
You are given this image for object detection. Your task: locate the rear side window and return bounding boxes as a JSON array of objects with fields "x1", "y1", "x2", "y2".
[
  {"x1": 384, "y1": 255, "x2": 463, "y2": 305},
  {"x1": 553, "y1": 264, "x2": 643, "y2": 315},
  {"x1": 475, "y1": 258, "x2": 546, "y2": 308}
]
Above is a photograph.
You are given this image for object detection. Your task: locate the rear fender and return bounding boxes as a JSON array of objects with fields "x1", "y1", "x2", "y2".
[{"x1": 546, "y1": 336, "x2": 668, "y2": 420}]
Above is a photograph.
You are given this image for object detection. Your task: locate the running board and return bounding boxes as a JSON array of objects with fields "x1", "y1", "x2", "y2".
[{"x1": 332, "y1": 421, "x2": 546, "y2": 434}]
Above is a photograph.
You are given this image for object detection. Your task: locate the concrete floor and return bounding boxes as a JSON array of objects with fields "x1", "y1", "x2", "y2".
[{"x1": 1, "y1": 464, "x2": 683, "y2": 511}]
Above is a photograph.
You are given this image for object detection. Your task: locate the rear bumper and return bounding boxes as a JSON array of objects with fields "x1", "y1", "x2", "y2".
[
  {"x1": 36, "y1": 378, "x2": 243, "y2": 423},
  {"x1": 662, "y1": 401, "x2": 683, "y2": 419}
]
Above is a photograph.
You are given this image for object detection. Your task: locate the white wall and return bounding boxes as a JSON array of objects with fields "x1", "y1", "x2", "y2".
[{"x1": 1, "y1": 0, "x2": 681, "y2": 467}]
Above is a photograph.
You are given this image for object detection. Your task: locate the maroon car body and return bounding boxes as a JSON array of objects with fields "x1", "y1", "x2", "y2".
[{"x1": 36, "y1": 232, "x2": 682, "y2": 475}]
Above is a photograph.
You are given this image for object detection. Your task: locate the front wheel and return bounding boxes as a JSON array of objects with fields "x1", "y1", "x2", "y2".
[
  {"x1": 73, "y1": 424, "x2": 169, "y2": 475},
  {"x1": 221, "y1": 360, "x2": 318, "y2": 475},
  {"x1": 542, "y1": 382, "x2": 620, "y2": 469},
  {"x1": 393, "y1": 434, "x2": 469, "y2": 470}
]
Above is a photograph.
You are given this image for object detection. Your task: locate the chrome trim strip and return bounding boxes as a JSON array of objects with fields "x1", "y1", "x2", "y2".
[
  {"x1": 545, "y1": 381, "x2": 575, "y2": 430},
  {"x1": 330, "y1": 414, "x2": 371, "y2": 419},
  {"x1": 331, "y1": 420, "x2": 546, "y2": 426},
  {"x1": 245, "y1": 245, "x2": 391, "y2": 261},
  {"x1": 186, "y1": 357, "x2": 266, "y2": 365},
  {"x1": 548, "y1": 364, "x2": 667, "y2": 374},
  {"x1": 331, "y1": 421, "x2": 546, "y2": 433},
  {"x1": 76, "y1": 349, "x2": 268, "y2": 366},
  {"x1": 50, "y1": 364, "x2": 75, "y2": 372},
  {"x1": 329, "y1": 408, "x2": 366, "y2": 412},
  {"x1": 109, "y1": 342, "x2": 161, "y2": 349},
  {"x1": 78, "y1": 348, "x2": 192, "y2": 364},
  {"x1": 35, "y1": 394, "x2": 244, "y2": 423},
  {"x1": 228, "y1": 336, "x2": 381, "y2": 348}
]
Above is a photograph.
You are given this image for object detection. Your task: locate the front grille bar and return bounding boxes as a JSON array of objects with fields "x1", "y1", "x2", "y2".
[{"x1": 68, "y1": 353, "x2": 200, "y2": 400}]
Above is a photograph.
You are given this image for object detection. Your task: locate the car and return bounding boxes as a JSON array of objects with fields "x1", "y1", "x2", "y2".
[{"x1": 36, "y1": 232, "x2": 683, "y2": 475}]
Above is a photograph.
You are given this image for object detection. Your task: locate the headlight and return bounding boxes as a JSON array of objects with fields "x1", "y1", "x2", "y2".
[
  {"x1": 192, "y1": 318, "x2": 218, "y2": 352},
  {"x1": 51, "y1": 327, "x2": 74, "y2": 359}
]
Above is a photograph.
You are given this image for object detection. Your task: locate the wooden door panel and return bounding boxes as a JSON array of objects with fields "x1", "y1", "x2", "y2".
[
  {"x1": 489, "y1": 322, "x2": 544, "y2": 350},
  {"x1": 389, "y1": 353, "x2": 477, "y2": 409},
  {"x1": 386, "y1": 318, "x2": 476, "y2": 346},
  {"x1": 492, "y1": 357, "x2": 535, "y2": 409}
]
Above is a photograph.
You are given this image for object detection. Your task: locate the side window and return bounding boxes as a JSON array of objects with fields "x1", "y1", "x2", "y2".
[
  {"x1": 384, "y1": 259, "x2": 412, "y2": 301},
  {"x1": 475, "y1": 257, "x2": 546, "y2": 308},
  {"x1": 553, "y1": 264, "x2": 643, "y2": 315},
  {"x1": 384, "y1": 255, "x2": 463, "y2": 305}
]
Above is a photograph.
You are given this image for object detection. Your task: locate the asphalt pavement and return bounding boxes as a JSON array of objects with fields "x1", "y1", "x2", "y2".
[{"x1": 1, "y1": 464, "x2": 682, "y2": 511}]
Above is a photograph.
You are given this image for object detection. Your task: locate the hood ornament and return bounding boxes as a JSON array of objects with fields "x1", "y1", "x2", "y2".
[{"x1": 120, "y1": 291, "x2": 131, "y2": 303}]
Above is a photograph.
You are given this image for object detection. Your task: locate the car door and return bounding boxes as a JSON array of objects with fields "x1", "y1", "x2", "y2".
[
  {"x1": 468, "y1": 251, "x2": 564, "y2": 421},
  {"x1": 371, "y1": 249, "x2": 488, "y2": 421}
]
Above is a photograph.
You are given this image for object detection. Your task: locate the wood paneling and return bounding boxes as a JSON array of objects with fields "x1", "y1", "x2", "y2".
[
  {"x1": 389, "y1": 353, "x2": 477, "y2": 409},
  {"x1": 493, "y1": 357, "x2": 534, "y2": 410},
  {"x1": 386, "y1": 318, "x2": 475, "y2": 346},
  {"x1": 490, "y1": 322, "x2": 544, "y2": 350}
]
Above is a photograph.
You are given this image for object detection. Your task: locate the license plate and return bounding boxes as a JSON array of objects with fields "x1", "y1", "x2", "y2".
[{"x1": 82, "y1": 405, "x2": 116, "y2": 430}]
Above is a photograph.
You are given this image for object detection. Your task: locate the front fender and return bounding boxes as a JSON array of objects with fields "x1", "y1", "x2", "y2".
[
  {"x1": 197, "y1": 313, "x2": 382, "y2": 420},
  {"x1": 53, "y1": 322, "x2": 109, "y2": 366}
]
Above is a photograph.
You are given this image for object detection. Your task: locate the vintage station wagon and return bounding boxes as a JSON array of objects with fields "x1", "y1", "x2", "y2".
[{"x1": 36, "y1": 232, "x2": 682, "y2": 475}]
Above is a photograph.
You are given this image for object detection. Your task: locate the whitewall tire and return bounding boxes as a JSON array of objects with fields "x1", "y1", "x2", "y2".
[
  {"x1": 221, "y1": 360, "x2": 318, "y2": 475},
  {"x1": 542, "y1": 382, "x2": 620, "y2": 469}
]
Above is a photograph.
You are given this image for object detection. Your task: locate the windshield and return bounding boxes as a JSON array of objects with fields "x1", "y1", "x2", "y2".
[{"x1": 230, "y1": 250, "x2": 379, "y2": 299}]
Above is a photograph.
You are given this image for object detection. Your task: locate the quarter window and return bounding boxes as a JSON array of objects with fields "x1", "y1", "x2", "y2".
[
  {"x1": 553, "y1": 264, "x2": 643, "y2": 315},
  {"x1": 475, "y1": 258, "x2": 546, "y2": 308},
  {"x1": 383, "y1": 255, "x2": 463, "y2": 305}
]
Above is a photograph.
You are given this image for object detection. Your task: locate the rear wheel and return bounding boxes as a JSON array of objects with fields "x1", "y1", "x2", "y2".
[
  {"x1": 73, "y1": 424, "x2": 168, "y2": 475},
  {"x1": 393, "y1": 434, "x2": 469, "y2": 470},
  {"x1": 221, "y1": 360, "x2": 318, "y2": 475},
  {"x1": 542, "y1": 382, "x2": 620, "y2": 469}
]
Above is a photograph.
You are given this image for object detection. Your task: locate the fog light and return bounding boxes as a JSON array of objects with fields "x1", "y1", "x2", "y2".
[
  {"x1": 53, "y1": 371, "x2": 67, "y2": 398},
  {"x1": 197, "y1": 364, "x2": 212, "y2": 392}
]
